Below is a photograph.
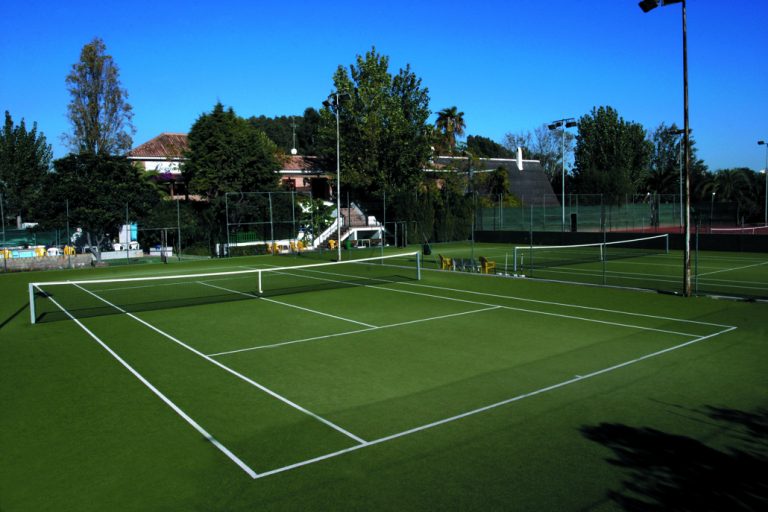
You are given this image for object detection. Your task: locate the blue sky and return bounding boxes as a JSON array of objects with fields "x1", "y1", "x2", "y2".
[{"x1": 1, "y1": 0, "x2": 766, "y2": 171}]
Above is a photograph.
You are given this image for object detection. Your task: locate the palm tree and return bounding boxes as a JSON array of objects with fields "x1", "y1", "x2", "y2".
[
  {"x1": 698, "y1": 168, "x2": 754, "y2": 224},
  {"x1": 435, "y1": 106, "x2": 465, "y2": 154}
]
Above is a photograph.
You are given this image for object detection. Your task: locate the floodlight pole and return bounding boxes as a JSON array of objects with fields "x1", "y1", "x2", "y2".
[
  {"x1": 324, "y1": 92, "x2": 348, "y2": 261},
  {"x1": 759, "y1": 140, "x2": 767, "y2": 226},
  {"x1": 640, "y1": 0, "x2": 691, "y2": 296},
  {"x1": 548, "y1": 118, "x2": 577, "y2": 232}
]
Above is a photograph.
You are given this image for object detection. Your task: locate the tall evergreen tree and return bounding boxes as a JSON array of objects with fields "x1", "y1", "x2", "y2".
[
  {"x1": 572, "y1": 106, "x2": 652, "y2": 204},
  {"x1": 318, "y1": 47, "x2": 432, "y2": 198},
  {"x1": 248, "y1": 107, "x2": 322, "y2": 155},
  {"x1": 466, "y1": 135, "x2": 514, "y2": 158},
  {"x1": 0, "y1": 111, "x2": 52, "y2": 223},
  {"x1": 183, "y1": 102, "x2": 280, "y2": 199},
  {"x1": 65, "y1": 37, "x2": 135, "y2": 155}
]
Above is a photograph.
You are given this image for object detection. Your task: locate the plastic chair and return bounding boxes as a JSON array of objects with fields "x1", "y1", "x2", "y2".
[
  {"x1": 439, "y1": 254, "x2": 453, "y2": 271},
  {"x1": 479, "y1": 256, "x2": 496, "y2": 274}
]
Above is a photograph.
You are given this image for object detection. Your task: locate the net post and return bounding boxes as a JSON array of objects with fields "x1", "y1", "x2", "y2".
[
  {"x1": 29, "y1": 283, "x2": 36, "y2": 324},
  {"x1": 416, "y1": 251, "x2": 421, "y2": 281},
  {"x1": 513, "y1": 247, "x2": 518, "y2": 274},
  {"x1": 665, "y1": 233, "x2": 670, "y2": 254},
  {"x1": 258, "y1": 270, "x2": 263, "y2": 295}
]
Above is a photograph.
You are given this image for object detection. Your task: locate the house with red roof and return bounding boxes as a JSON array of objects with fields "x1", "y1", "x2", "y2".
[{"x1": 127, "y1": 133, "x2": 332, "y2": 200}]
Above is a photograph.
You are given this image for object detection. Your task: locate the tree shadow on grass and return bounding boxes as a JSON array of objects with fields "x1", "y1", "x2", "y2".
[{"x1": 581, "y1": 406, "x2": 768, "y2": 511}]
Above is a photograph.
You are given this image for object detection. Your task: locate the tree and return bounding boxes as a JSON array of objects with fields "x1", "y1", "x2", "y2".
[
  {"x1": 248, "y1": 107, "x2": 322, "y2": 156},
  {"x1": 182, "y1": 103, "x2": 281, "y2": 252},
  {"x1": 37, "y1": 154, "x2": 161, "y2": 261},
  {"x1": 572, "y1": 106, "x2": 652, "y2": 204},
  {"x1": 645, "y1": 123, "x2": 682, "y2": 195},
  {"x1": 0, "y1": 111, "x2": 52, "y2": 223},
  {"x1": 503, "y1": 124, "x2": 574, "y2": 185},
  {"x1": 466, "y1": 135, "x2": 514, "y2": 158},
  {"x1": 698, "y1": 168, "x2": 756, "y2": 224},
  {"x1": 318, "y1": 47, "x2": 432, "y2": 198},
  {"x1": 183, "y1": 102, "x2": 280, "y2": 200},
  {"x1": 487, "y1": 166, "x2": 511, "y2": 196},
  {"x1": 65, "y1": 37, "x2": 135, "y2": 155},
  {"x1": 435, "y1": 106, "x2": 466, "y2": 154}
]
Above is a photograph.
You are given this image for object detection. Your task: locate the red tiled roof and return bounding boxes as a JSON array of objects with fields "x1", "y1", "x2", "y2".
[
  {"x1": 128, "y1": 133, "x2": 188, "y2": 159},
  {"x1": 282, "y1": 155, "x2": 322, "y2": 171},
  {"x1": 129, "y1": 134, "x2": 325, "y2": 173}
]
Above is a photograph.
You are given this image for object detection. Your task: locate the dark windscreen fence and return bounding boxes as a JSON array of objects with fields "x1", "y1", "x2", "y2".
[
  {"x1": 29, "y1": 252, "x2": 420, "y2": 324},
  {"x1": 475, "y1": 194, "x2": 687, "y2": 234}
]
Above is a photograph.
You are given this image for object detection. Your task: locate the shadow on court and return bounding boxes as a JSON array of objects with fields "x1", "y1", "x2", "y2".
[
  {"x1": 581, "y1": 406, "x2": 768, "y2": 511},
  {"x1": 32, "y1": 274, "x2": 414, "y2": 323},
  {"x1": 0, "y1": 302, "x2": 29, "y2": 331}
]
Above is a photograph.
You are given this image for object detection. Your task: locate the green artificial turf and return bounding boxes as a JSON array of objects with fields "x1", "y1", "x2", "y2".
[{"x1": 1, "y1": 247, "x2": 766, "y2": 511}]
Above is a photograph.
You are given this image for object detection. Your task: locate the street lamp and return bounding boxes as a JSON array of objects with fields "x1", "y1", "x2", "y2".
[
  {"x1": 640, "y1": 0, "x2": 692, "y2": 296},
  {"x1": 759, "y1": 140, "x2": 767, "y2": 226},
  {"x1": 322, "y1": 92, "x2": 349, "y2": 261},
  {"x1": 548, "y1": 118, "x2": 577, "y2": 231},
  {"x1": 710, "y1": 192, "x2": 716, "y2": 231}
]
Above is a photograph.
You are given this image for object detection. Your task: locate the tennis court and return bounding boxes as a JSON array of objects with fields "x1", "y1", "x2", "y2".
[
  {"x1": 425, "y1": 237, "x2": 768, "y2": 299},
  {"x1": 2, "y1": 248, "x2": 766, "y2": 510}
]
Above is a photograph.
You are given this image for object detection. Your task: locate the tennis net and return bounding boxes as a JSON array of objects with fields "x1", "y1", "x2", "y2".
[
  {"x1": 29, "y1": 251, "x2": 421, "y2": 324},
  {"x1": 513, "y1": 234, "x2": 669, "y2": 274}
]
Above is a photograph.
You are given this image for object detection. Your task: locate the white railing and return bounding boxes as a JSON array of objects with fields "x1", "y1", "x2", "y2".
[{"x1": 313, "y1": 217, "x2": 344, "y2": 248}]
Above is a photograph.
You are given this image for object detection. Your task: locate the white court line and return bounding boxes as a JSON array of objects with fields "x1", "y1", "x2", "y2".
[
  {"x1": 41, "y1": 291, "x2": 259, "y2": 478},
  {"x1": 267, "y1": 263, "x2": 727, "y2": 328},
  {"x1": 251, "y1": 325, "x2": 737, "y2": 480},
  {"x1": 206, "y1": 269, "x2": 709, "y2": 357},
  {"x1": 207, "y1": 306, "x2": 501, "y2": 357},
  {"x1": 198, "y1": 281, "x2": 376, "y2": 328},
  {"x1": 697, "y1": 259, "x2": 768, "y2": 277},
  {"x1": 71, "y1": 283, "x2": 367, "y2": 446},
  {"x1": 394, "y1": 279, "x2": 734, "y2": 329},
  {"x1": 274, "y1": 267, "x2": 713, "y2": 335},
  {"x1": 514, "y1": 266, "x2": 768, "y2": 292},
  {"x1": 372, "y1": 284, "x2": 701, "y2": 336}
]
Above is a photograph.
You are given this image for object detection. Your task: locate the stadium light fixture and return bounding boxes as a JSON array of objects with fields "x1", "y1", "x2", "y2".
[
  {"x1": 323, "y1": 92, "x2": 349, "y2": 261},
  {"x1": 548, "y1": 118, "x2": 577, "y2": 232},
  {"x1": 759, "y1": 140, "x2": 767, "y2": 226},
  {"x1": 640, "y1": 0, "x2": 692, "y2": 296}
]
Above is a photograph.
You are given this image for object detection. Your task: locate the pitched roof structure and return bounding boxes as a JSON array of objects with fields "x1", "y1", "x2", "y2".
[
  {"x1": 128, "y1": 133, "x2": 188, "y2": 159},
  {"x1": 433, "y1": 156, "x2": 559, "y2": 207},
  {"x1": 281, "y1": 155, "x2": 323, "y2": 173}
]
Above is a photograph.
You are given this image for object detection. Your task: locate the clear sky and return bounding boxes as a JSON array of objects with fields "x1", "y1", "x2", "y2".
[{"x1": 1, "y1": 0, "x2": 766, "y2": 171}]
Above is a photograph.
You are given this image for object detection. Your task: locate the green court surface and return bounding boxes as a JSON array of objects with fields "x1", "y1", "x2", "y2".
[
  {"x1": 425, "y1": 240, "x2": 768, "y2": 299},
  {"x1": 1, "y1": 247, "x2": 766, "y2": 511}
]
